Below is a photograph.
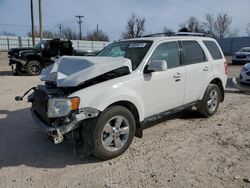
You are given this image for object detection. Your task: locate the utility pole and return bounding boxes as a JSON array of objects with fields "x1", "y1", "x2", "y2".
[
  {"x1": 75, "y1": 15, "x2": 84, "y2": 40},
  {"x1": 39, "y1": 0, "x2": 43, "y2": 41},
  {"x1": 30, "y1": 0, "x2": 35, "y2": 46},
  {"x1": 59, "y1": 24, "x2": 62, "y2": 39}
]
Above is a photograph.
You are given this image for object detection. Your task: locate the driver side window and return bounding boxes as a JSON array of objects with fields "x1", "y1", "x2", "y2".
[{"x1": 150, "y1": 42, "x2": 180, "y2": 69}]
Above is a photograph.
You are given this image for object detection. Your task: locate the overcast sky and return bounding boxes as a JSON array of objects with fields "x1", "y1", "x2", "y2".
[{"x1": 0, "y1": 0, "x2": 249, "y2": 41}]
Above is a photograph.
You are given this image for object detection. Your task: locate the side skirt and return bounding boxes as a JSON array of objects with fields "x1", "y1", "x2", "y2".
[{"x1": 141, "y1": 102, "x2": 197, "y2": 129}]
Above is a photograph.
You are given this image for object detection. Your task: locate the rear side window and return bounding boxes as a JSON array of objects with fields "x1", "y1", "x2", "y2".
[
  {"x1": 182, "y1": 41, "x2": 206, "y2": 65},
  {"x1": 150, "y1": 42, "x2": 180, "y2": 69},
  {"x1": 203, "y1": 41, "x2": 222, "y2": 60}
]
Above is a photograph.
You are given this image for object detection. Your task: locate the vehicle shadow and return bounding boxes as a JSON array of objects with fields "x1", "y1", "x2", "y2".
[
  {"x1": 143, "y1": 77, "x2": 250, "y2": 130},
  {"x1": 225, "y1": 77, "x2": 250, "y2": 95},
  {"x1": 226, "y1": 77, "x2": 234, "y2": 89},
  {"x1": 143, "y1": 108, "x2": 202, "y2": 130},
  {"x1": 0, "y1": 108, "x2": 100, "y2": 169},
  {"x1": 0, "y1": 70, "x2": 12, "y2": 76}
]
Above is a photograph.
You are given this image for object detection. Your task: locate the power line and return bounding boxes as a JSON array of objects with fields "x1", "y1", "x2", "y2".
[
  {"x1": 160, "y1": 0, "x2": 207, "y2": 20},
  {"x1": 183, "y1": 0, "x2": 248, "y2": 26},
  {"x1": 135, "y1": 0, "x2": 189, "y2": 20},
  {"x1": 0, "y1": 23, "x2": 52, "y2": 28}
]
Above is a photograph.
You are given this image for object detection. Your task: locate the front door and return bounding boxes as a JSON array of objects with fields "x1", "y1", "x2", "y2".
[{"x1": 142, "y1": 41, "x2": 186, "y2": 118}]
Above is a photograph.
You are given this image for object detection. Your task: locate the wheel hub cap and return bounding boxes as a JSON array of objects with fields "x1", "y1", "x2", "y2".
[
  {"x1": 207, "y1": 89, "x2": 218, "y2": 112},
  {"x1": 101, "y1": 115, "x2": 130, "y2": 152}
]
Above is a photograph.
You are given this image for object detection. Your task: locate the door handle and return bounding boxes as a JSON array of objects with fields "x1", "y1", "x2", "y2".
[
  {"x1": 173, "y1": 72, "x2": 182, "y2": 78},
  {"x1": 203, "y1": 66, "x2": 209, "y2": 71}
]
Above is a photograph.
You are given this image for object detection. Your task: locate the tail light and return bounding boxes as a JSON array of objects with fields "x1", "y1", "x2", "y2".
[{"x1": 224, "y1": 61, "x2": 228, "y2": 75}]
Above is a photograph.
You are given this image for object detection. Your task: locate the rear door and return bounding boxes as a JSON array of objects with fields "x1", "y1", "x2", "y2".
[
  {"x1": 181, "y1": 40, "x2": 213, "y2": 103},
  {"x1": 203, "y1": 40, "x2": 227, "y2": 88}
]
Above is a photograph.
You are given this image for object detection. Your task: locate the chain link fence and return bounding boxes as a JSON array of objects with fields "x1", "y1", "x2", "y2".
[
  {"x1": 217, "y1": 36, "x2": 250, "y2": 55},
  {"x1": 0, "y1": 36, "x2": 110, "y2": 51}
]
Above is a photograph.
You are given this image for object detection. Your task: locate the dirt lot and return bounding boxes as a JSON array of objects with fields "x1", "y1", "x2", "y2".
[{"x1": 0, "y1": 52, "x2": 249, "y2": 188}]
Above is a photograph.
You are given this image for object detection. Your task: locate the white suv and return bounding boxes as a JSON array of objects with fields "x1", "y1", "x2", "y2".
[{"x1": 19, "y1": 33, "x2": 227, "y2": 160}]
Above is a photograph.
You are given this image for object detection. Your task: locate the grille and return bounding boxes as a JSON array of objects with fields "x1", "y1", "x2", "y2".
[
  {"x1": 246, "y1": 71, "x2": 250, "y2": 76},
  {"x1": 32, "y1": 88, "x2": 50, "y2": 124},
  {"x1": 236, "y1": 55, "x2": 246, "y2": 59}
]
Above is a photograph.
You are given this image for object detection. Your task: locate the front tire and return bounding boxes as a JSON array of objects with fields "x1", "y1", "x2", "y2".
[
  {"x1": 197, "y1": 84, "x2": 221, "y2": 117},
  {"x1": 92, "y1": 106, "x2": 136, "y2": 160},
  {"x1": 26, "y1": 60, "x2": 42, "y2": 75}
]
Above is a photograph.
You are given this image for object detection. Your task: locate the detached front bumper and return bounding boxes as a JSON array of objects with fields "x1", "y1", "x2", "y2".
[
  {"x1": 9, "y1": 58, "x2": 27, "y2": 74},
  {"x1": 30, "y1": 109, "x2": 81, "y2": 144},
  {"x1": 9, "y1": 58, "x2": 26, "y2": 66}
]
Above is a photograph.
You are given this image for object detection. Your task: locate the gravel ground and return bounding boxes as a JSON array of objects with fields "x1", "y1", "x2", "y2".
[{"x1": 0, "y1": 52, "x2": 250, "y2": 188}]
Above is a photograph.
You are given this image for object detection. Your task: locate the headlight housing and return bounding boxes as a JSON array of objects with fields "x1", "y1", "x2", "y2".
[{"x1": 47, "y1": 97, "x2": 80, "y2": 118}]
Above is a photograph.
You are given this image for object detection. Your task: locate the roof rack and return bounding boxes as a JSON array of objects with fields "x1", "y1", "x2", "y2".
[
  {"x1": 142, "y1": 33, "x2": 171, "y2": 37},
  {"x1": 141, "y1": 32, "x2": 206, "y2": 38},
  {"x1": 175, "y1": 32, "x2": 205, "y2": 37}
]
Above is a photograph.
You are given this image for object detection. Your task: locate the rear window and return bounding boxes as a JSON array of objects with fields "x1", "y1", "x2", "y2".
[
  {"x1": 182, "y1": 41, "x2": 206, "y2": 65},
  {"x1": 203, "y1": 41, "x2": 223, "y2": 60}
]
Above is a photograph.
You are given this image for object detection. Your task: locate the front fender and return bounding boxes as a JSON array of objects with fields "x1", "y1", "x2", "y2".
[
  {"x1": 71, "y1": 85, "x2": 145, "y2": 121},
  {"x1": 96, "y1": 88, "x2": 145, "y2": 121}
]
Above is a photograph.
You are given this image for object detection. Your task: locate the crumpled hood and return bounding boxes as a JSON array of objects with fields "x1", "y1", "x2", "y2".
[{"x1": 41, "y1": 56, "x2": 132, "y2": 87}]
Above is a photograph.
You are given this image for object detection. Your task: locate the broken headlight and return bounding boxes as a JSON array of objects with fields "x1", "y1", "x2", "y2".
[{"x1": 47, "y1": 97, "x2": 80, "y2": 118}]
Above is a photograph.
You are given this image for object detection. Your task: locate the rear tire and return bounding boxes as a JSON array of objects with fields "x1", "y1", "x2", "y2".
[
  {"x1": 197, "y1": 84, "x2": 221, "y2": 117},
  {"x1": 91, "y1": 106, "x2": 136, "y2": 160},
  {"x1": 26, "y1": 60, "x2": 42, "y2": 75}
]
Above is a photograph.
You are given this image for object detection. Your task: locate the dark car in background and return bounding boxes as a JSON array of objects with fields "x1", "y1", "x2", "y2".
[{"x1": 8, "y1": 39, "x2": 98, "y2": 75}]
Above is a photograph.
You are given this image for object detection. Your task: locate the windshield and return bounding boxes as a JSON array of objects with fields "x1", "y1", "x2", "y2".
[
  {"x1": 97, "y1": 40, "x2": 153, "y2": 70},
  {"x1": 35, "y1": 40, "x2": 48, "y2": 50}
]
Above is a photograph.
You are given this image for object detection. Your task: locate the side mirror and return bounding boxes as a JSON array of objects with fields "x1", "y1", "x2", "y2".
[{"x1": 144, "y1": 60, "x2": 168, "y2": 73}]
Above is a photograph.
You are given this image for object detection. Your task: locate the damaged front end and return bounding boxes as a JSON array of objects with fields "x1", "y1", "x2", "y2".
[
  {"x1": 21, "y1": 85, "x2": 100, "y2": 144},
  {"x1": 15, "y1": 56, "x2": 132, "y2": 145}
]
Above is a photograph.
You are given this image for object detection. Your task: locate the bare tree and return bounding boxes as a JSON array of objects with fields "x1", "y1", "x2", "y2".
[
  {"x1": 214, "y1": 13, "x2": 232, "y2": 38},
  {"x1": 246, "y1": 23, "x2": 250, "y2": 36},
  {"x1": 27, "y1": 29, "x2": 58, "y2": 38},
  {"x1": 86, "y1": 29, "x2": 109, "y2": 41},
  {"x1": 202, "y1": 14, "x2": 215, "y2": 37},
  {"x1": 61, "y1": 27, "x2": 78, "y2": 40},
  {"x1": 162, "y1": 27, "x2": 175, "y2": 35},
  {"x1": 122, "y1": 13, "x2": 146, "y2": 39},
  {"x1": 180, "y1": 16, "x2": 204, "y2": 33}
]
